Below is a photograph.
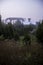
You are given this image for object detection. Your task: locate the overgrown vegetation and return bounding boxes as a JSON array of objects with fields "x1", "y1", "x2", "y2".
[
  {"x1": 0, "y1": 15, "x2": 43, "y2": 65},
  {"x1": 36, "y1": 20, "x2": 43, "y2": 44},
  {"x1": 23, "y1": 34, "x2": 31, "y2": 45},
  {"x1": 0, "y1": 15, "x2": 36, "y2": 41}
]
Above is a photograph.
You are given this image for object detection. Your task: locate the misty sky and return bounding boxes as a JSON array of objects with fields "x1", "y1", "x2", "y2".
[{"x1": 0, "y1": 0, "x2": 43, "y2": 24}]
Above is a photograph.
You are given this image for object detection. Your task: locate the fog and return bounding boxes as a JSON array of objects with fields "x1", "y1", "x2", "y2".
[{"x1": 0, "y1": 0, "x2": 43, "y2": 23}]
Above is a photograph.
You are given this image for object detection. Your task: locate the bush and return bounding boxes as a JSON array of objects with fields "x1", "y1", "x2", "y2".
[
  {"x1": 36, "y1": 20, "x2": 43, "y2": 44},
  {"x1": 23, "y1": 34, "x2": 31, "y2": 45},
  {"x1": 14, "y1": 32, "x2": 20, "y2": 41},
  {"x1": 0, "y1": 35, "x2": 5, "y2": 41}
]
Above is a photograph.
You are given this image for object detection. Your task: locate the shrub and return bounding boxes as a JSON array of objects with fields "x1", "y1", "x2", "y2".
[
  {"x1": 36, "y1": 20, "x2": 43, "y2": 44},
  {"x1": 23, "y1": 34, "x2": 31, "y2": 45},
  {"x1": 0, "y1": 35, "x2": 5, "y2": 41},
  {"x1": 14, "y1": 32, "x2": 20, "y2": 41}
]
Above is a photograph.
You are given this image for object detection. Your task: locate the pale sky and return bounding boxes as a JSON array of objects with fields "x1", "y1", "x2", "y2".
[{"x1": 0, "y1": 0, "x2": 43, "y2": 24}]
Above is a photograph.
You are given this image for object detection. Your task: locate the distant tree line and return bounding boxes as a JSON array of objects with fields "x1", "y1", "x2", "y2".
[
  {"x1": 0, "y1": 15, "x2": 36, "y2": 40},
  {"x1": 0, "y1": 15, "x2": 43, "y2": 45}
]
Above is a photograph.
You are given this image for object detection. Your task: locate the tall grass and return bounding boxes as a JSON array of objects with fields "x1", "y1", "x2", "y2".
[{"x1": 0, "y1": 35, "x2": 43, "y2": 65}]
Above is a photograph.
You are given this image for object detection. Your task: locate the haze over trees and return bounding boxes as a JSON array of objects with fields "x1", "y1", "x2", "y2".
[
  {"x1": 0, "y1": 14, "x2": 43, "y2": 45},
  {"x1": 0, "y1": 15, "x2": 36, "y2": 41}
]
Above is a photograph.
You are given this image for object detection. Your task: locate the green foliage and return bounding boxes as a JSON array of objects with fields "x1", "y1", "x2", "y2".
[
  {"x1": 0, "y1": 15, "x2": 1, "y2": 22},
  {"x1": 36, "y1": 20, "x2": 43, "y2": 44},
  {"x1": 0, "y1": 15, "x2": 37, "y2": 41},
  {"x1": 0, "y1": 15, "x2": 43, "y2": 65},
  {"x1": 0, "y1": 35, "x2": 5, "y2": 40},
  {"x1": 14, "y1": 32, "x2": 20, "y2": 41},
  {"x1": 23, "y1": 34, "x2": 31, "y2": 45}
]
